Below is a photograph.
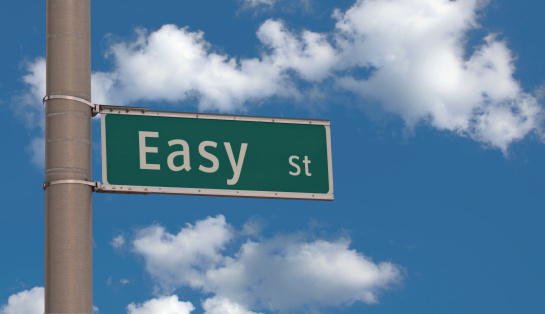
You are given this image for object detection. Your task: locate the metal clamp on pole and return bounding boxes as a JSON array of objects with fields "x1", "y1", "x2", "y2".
[
  {"x1": 43, "y1": 95, "x2": 100, "y2": 116},
  {"x1": 43, "y1": 180, "x2": 102, "y2": 192}
]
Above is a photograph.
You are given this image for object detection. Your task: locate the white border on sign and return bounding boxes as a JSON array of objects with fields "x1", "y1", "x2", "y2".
[
  {"x1": 100, "y1": 108, "x2": 334, "y2": 201},
  {"x1": 98, "y1": 184, "x2": 334, "y2": 201},
  {"x1": 100, "y1": 106, "x2": 330, "y2": 125}
]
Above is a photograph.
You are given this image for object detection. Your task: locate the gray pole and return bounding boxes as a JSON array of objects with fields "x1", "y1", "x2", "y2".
[{"x1": 45, "y1": 0, "x2": 92, "y2": 313}]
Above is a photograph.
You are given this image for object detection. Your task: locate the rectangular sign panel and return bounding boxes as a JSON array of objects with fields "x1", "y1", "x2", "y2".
[{"x1": 101, "y1": 109, "x2": 333, "y2": 200}]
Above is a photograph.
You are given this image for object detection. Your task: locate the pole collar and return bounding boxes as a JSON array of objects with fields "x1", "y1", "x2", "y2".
[
  {"x1": 43, "y1": 95, "x2": 100, "y2": 116},
  {"x1": 43, "y1": 180, "x2": 102, "y2": 192}
]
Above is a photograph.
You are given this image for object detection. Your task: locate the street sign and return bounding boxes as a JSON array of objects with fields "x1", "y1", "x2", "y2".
[{"x1": 101, "y1": 109, "x2": 333, "y2": 200}]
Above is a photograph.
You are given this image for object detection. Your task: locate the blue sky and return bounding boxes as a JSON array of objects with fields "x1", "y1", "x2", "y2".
[{"x1": 1, "y1": 0, "x2": 545, "y2": 313}]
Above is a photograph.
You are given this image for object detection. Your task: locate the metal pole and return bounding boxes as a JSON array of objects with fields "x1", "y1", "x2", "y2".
[{"x1": 45, "y1": 0, "x2": 92, "y2": 312}]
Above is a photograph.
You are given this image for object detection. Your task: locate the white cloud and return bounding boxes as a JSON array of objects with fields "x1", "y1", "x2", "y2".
[
  {"x1": 240, "y1": 217, "x2": 265, "y2": 237},
  {"x1": 250, "y1": 0, "x2": 544, "y2": 151},
  {"x1": 202, "y1": 297, "x2": 260, "y2": 314},
  {"x1": 332, "y1": 0, "x2": 543, "y2": 152},
  {"x1": 127, "y1": 295, "x2": 194, "y2": 314},
  {"x1": 204, "y1": 236, "x2": 401, "y2": 311},
  {"x1": 111, "y1": 234, "x2": 126, "y2": 249},
  {"x1": 18, "y1": 0, "x2": 544, "y2": 155},
  {"x1": 0, "y1": 287, "x2": 44, "y2": 314},
  {"x1": 535, "y1": 85, "x2": 545, "y2": 101},
  {"x1": 26, "y1": 136, "x2": 45, "y2": 169},
  {"x1": 133, "y1": 215, "x2": 234, "y2": 293},
  {"x1": 132, "y1": 216, "x2": 403, "y2": 312},
  {"x1": 93, "y1": 25, "x2": 295, "y2": 112},
  {"x1": 19, "y1": 58, "x2": 46, "y2": 130},
  {"x1": 257, "y1": 19, "x2": 338, "y2": 81},
  {"x1": 242, "y1": 0, "x2": 310, "y2": 11},
  {"x1": 0, "y1": 287, "x2": 100, "y2": 314},
  {"x1": 14, "y1": 58, "x2": 46, "y2": 168},
  {"x1": 92, "y1": 20, "x2": 337, "y2": 110}
]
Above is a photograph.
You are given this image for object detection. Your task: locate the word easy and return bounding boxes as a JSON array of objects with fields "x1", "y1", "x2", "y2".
[{"x1": 139, "y1": 131, "x2": 248, "y2": 185}]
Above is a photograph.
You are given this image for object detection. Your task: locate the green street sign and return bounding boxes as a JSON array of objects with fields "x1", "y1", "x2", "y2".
[{"x1": 101, "y1": 109, "x2": 333, "y2": 200}]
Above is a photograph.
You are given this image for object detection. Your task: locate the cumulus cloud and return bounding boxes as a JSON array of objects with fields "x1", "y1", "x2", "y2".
[
  {"x1": 127, "y1": 295, "x2": 194, "y2": 314},
  {"x1": 18, "y1": 0, "x2": 544, "y2": 156},
  {"x1": 0, "y1": 287, "x2": 44, "y2": 314},
  {"x1": 92, "y1": 20, "x2": 338, "y2": 110},
  {"x1": 204, "y1": 235, "x2": 401, "y2": 311},
  {"x1": 133, "y1": 215, "x2": 234, "y2": 293},
  {"x1": 332, "y1": 0, "x2": 543, "y2": 152},
  {"x1": 92, "y1": 25, "x2": 294, "y2": 111},
  {"x1": 132, "y1": 215, "x2": 402, "y2": 312}
]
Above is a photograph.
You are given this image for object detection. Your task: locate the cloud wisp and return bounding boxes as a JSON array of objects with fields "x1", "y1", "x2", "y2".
[
  {"x1": 17, "y1": 0, "x2": 544, "y2": 166},
  {"x1": 243, "y1": 0, "x2": 277, "y2": 8},
  {"x1": 15, "y1": 58, "x2": 46, "y2": 169},
  {"x1": 110, "y1": 234, "x2": 126, "y2": 249},
  {"x1": 130, "y1": 215, "x2": 403, "y2": 313}
]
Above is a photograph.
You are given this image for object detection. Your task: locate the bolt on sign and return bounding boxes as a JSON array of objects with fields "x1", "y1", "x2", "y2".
[{"x1": 101, "y1": 109, "x2": 333, "y2": 200}]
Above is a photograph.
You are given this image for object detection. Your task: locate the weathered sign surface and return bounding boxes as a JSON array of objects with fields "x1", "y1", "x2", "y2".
[{"x1": 101, "y1": 109, "x2": 333, "y2": 200}]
